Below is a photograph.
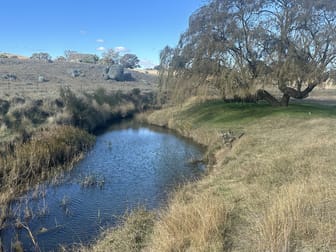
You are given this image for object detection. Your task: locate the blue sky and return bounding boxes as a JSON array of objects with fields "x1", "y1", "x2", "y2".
[{"x1": 0, "y1": 0, "x2": 206, "y2": 68}]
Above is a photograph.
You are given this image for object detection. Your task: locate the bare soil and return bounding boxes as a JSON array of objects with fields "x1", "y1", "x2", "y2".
[{"x1": 0, "y1": 58, "x2": 158, "y2": 99}]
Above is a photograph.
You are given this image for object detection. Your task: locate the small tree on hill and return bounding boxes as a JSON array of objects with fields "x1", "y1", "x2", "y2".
[
  {"x1": 64, "y1": 50, "x2": 77, "y2": 60},
  {"x1": 102, "y1": 49, "x2": 120, "y2": 65},
  {"x1": 30, "y1": 52, "x2": 52, "y2": 62},
  {"x1": 120, "y1": 54, "x2": 140, "y2": 69}
]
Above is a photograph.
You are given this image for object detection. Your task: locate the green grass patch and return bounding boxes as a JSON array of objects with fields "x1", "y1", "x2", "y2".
[{"x1": 181, "y1": 100, "x2": 336, "y2": 128}]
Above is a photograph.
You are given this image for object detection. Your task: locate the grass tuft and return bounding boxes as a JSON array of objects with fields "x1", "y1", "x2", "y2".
[
  {"x1": 148, "y1": 192, "x2": 228, "y2": 252},
  {"x1": 79, "y1": 208, "x2": 155, "y2": 252}
]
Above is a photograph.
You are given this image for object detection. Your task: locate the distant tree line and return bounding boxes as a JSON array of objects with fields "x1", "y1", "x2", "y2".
[
  {"x1": 29, "y1": 50, "x2": 141, "y2": 69},
  {"x1": 159, "y1": 0, "x2": 336, "y2": 106}
]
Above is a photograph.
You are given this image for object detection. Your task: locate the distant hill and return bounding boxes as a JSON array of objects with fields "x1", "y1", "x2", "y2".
[
  {"x1": 0, "y1": 57, "x2": 158, "y2": 99},
  {"x1": 0, "y1": 52, "x2": 28, "y2": 60}
]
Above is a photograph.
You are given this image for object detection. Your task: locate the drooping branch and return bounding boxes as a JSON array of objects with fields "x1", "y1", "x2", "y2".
[
  {"x1": 279, "y1": 85, "x2": 315, "y2": 99},
  {"x1": 279, "y1": 73, "x2": 329, "y2": 100}
]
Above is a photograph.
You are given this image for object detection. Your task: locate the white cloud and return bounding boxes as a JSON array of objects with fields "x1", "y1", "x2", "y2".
[
  {"x1": 96, "y1": 46, "x2": 106, "y2": 51},
  {"x1": 114, "y1": 46, "x2": 128, "y2": 53},
  {"x1": 96, "y1": 39, "x2": 104, "y2": 43}
]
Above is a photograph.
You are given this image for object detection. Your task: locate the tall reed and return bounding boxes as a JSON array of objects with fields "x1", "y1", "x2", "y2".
[{"x1": 0, "y1": 125, "x2": 95, "y2": 204}]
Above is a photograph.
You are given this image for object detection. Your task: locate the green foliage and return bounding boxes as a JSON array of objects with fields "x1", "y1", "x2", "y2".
[
  {"x1": 120, "y1": 54, "x2": 140, "y2": 69},
  {"x1": 0, "y1": 100, "x2": 10, "y2": 115},
  {"x1": 80, "y1": 54, "x2": 99, "y2": 64},
  {"x1": 30, "y1": 52, "x2": 52, "y2": 62}
]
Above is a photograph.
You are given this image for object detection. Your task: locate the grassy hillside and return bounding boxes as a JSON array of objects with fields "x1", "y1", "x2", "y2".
[
  {"x1": 86, "y1": 98, "x2": 336, "y2": 251},
  {"x1": 0, "y1": 58, "x2": 158, "y2": 99}
]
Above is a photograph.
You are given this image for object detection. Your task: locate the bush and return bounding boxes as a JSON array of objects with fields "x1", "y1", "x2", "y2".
[
  {"x1": 30, "y1": 52, "x2": 52, "y2": 62},
  {"x1": 80, "y1": 54, "x2": 99, "y2": 64},
  {"x1": 1, "y1": 73, "x2": 17, "y2": 81},
  {"x1": 0, "y1": 99, "x2": 10, "y2": 115}
]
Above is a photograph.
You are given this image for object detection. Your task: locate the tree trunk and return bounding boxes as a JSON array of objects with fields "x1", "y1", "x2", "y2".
[
  {"x1": 257, "y1": 80, "x2": 320, "y2": 107},
  {"x1": 280, "y1": 93, "x2": 290, "y2": 106},
  {"x1": 256, "y1": 89, "x2": 281, "y2": 106}
]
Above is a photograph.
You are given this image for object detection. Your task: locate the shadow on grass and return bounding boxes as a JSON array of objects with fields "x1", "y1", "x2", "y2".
[{"x1": 182, "y1": 100, "x2": 336, "y2": 126}]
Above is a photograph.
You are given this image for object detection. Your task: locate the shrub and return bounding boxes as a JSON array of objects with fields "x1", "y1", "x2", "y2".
[
  {"x1": 0, "y1": 99, "x2": 10, "y2": 115},
  {"x1": 30, "y1": 52, "x2": 52, "y2": 62},
  {"x1": 1, "y1": 73, "x2": 17, "y2": 81},
  {"x1": 80, "y1": 54, "x2": 99, "y2": 64}
]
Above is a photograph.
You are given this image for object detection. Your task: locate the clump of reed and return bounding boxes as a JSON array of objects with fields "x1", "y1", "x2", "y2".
[
  {"x1": 59, "y1": 87, "x2": 155, "y2": 132},
  {"x1": 79, "y1": 173, "x2": 105, "y2": 188},
  {"x1": 0, "y1": 125, "x2": 95, "y2": 204},
  {"x1": 75, "y1": 208, "x2": 155, "y2": 252},
  {"x1": 0, "y1": 87, "x2": 155, "y2": 142}
]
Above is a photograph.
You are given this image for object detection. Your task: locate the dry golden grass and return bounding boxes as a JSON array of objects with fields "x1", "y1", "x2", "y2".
[
  {"x1": 147, "y1": 191, "x2": 228, "y2": 252},
  {"x1": 141, "y1": 100, "x2": 336, "y2": 251},
  {"x1": 77, "y1": 209, "x2": 155, "y2": 252},
  {"x1": 255, "y1": 177, "x2": 336, "y2": 251},
  {"x1": 0, "y1": 125, "x2": 94, "y2": 204}
]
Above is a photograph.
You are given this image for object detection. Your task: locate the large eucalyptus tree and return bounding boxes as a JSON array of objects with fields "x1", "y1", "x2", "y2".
[{"x1": 160, "y1": 0, "x2": 336, "y2": 106}]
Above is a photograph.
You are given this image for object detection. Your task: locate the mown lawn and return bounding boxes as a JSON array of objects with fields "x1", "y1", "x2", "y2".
[{"x1": 182, "y1": 100, "x2": 336, "y2": 127}]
